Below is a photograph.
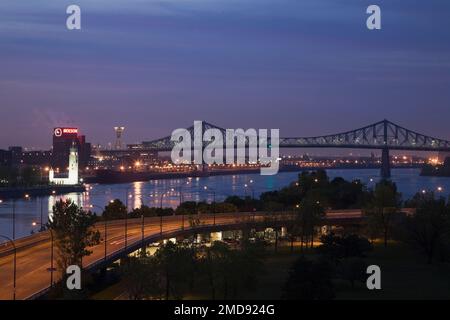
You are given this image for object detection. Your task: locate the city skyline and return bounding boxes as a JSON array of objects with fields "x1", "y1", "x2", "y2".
[
  {"x1": 1, "y1": 0, "x2": 450, "y2": 150},
  {"x1": 1, "y1": 1, "x2": 450, "y2": 304}
]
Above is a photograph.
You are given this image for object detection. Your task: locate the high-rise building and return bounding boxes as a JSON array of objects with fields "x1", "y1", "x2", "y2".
[
  {"x1": 52, "y1": 127, "x2": 91, "y2": 169},
  {"x1": 0, "y1": 149, "x2": 12, "y2": 166}
]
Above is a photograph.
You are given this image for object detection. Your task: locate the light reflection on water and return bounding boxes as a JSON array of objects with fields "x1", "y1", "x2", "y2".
[{"x1": 1, "y1": 168, "x2": 449, "y2": 239}]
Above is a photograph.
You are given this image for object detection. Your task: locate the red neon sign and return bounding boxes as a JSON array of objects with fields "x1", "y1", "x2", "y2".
[
  {"x1": 63, "y1": 128, "x2": 78, "y2": 134},
  {"x1": 54, "y1": 128, "x2": 78, "y2": 137}
]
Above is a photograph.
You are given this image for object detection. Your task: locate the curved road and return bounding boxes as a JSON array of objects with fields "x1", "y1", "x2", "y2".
[{"x1": 0, "y1": 210, "x2": 363, "y2": 300}]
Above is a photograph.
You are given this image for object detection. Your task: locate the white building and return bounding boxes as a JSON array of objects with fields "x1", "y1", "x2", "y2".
[{"x1": 49, "y1": 144, "x2": 79, "y2": 185}]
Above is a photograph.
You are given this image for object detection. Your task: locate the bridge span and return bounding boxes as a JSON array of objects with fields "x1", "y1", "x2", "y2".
[
  {"x1": 0, "y1": 210, "x2": 364, "y2": 300},
  {"x1": 137, "y1": 119, "x2": 450, "y2": 178}
]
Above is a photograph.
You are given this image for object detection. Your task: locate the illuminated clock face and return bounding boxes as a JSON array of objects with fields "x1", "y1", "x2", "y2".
[{"x1": 54, "y1": 128, "x2": 63, "y2": 137}]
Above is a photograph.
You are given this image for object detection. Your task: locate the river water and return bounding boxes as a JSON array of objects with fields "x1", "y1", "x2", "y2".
[{"x1": 1, "y1": 168, "x2": 449, "y2": 239}]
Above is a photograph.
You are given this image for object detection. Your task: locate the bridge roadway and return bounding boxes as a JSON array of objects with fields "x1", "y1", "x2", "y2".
[{"x1": 0, "y1": 210, "x2": 363, "y2": 300}]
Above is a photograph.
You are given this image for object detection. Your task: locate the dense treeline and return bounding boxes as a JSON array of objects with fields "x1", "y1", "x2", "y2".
[
  {"x1": 102, "y1": 169, "x2": 370, "y2": 220},
  {"x1": 122, "y1": 239, "x2": 266, "y2": 300}
]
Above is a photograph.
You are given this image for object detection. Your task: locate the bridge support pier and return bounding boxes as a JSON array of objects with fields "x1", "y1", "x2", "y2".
[{"x1": 380, "y1": 148, "x2": 391, "y2": 178}]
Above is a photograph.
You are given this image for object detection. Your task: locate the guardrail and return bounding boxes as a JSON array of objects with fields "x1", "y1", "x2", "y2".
[{"x1": 3, "y1": 210, "x2": 366, "y2": 300}]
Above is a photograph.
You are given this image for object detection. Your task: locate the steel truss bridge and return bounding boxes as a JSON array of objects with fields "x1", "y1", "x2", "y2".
[{"x1": 139, "y1": 120, "x2": 450, "y2": 178}]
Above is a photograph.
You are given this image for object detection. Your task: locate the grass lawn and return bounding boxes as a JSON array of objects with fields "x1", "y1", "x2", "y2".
[
  {"x1": 336, "y1": 242, "x2": 450, "y2": 300},
  {"x1": 91, "y1": 281, "x2": 126, "y2": 300}
]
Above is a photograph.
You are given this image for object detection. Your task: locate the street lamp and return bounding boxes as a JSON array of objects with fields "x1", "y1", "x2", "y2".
[
  {"x1": 0, "y1": 235, "x2": 16, "y2": 300},
  {"x1": 136, "y1": 195, "x2": 147, "y2": 253},
  {"x1": 86, "y1": 204, "x2": 108, "y2": 261},
  {"x1": 141, "y1": 214, "x2": 145, "y2": 252},
  {"x1": 179, "y1": 184, "x2": 189, "y2": 230},
  {"x1": 203, "y1": 186, "x2": 216, "y2": 226},
  {"x1": 158, "y1": 189, "x2": 177, "y2": 236},
  {"x1": 244, "y1": 183, "x2": 255, "y2": 200},
  {"x1": 38, "y1": 197, "x2": 45, "y2": 231},
  {"x1": 1, "y1": 199, "x2": 17, "y2": 240},
  {"x1": 124, "y1": 190, "x2": 133, "y2": 249},
  {"x1": 31, "y1": 222, "x2": 55, "y2": 288},
  {"x1": 13, "y1": 199, "x2": 16, "y2": 240},
  {"x1": 159, "y1": 192, "x2": 169, "y2": 236}
]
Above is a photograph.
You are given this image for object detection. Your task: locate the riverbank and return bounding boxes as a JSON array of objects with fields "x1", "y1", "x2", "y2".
[
  {"x1": 84, "y1": 167, "x2": 300, "y2": 184},
  {"x1": 85, "y1": 164, "x2": 420, "y2": 184},
  {"x1": 0, "y1": 184, "x2": 85, "y2": 200},
  {"x1": 420, "y1": 163, "x2": 450, "y2": 177}
]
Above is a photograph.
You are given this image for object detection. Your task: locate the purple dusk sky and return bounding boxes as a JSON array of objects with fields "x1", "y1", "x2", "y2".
[{"x1": 1, "y1": 0, "x2": 450, "y2": 154}]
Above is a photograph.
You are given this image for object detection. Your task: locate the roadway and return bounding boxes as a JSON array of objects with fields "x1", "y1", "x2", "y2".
[{"x1": 0, "y1": 210, "x2": 363, "y2": 300}]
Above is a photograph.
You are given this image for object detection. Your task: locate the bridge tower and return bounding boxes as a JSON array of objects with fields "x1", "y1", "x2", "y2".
[
  {"x1": 114, "y1": 126, "x2": 125, "y2": 150},
  {"x1": 380, "y1": 147, "x2": 391, "y2": 178},
  {"x1": 380, "y1": 119, "x2": 391, "y2": 178}
]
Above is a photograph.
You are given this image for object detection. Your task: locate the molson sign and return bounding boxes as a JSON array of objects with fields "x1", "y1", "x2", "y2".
[{"x1": 54, "y1": 127, "x2": 79, "y2": 137}]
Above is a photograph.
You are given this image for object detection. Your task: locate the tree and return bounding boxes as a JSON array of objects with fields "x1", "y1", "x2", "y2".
[
  {"x1": 201, "y1": 241, "x2": 232, "y2": 300},
  {"x1": 296, "y1": 195, "x2": 325, "y2": 250},
  {"x1": 200, "y1": 240, "x2": 265, "y2": 299},
  {"x1": 154, "y1": 241, "x2": 192, "y2": 300},
  {"x1": 404, "y1": 193, "x2": 450, "y2": 264},
  {"x1": 213, "y1": 202, "x2": 238, "y2": 214},
  {"x1": 339, "y1": 257, "x2": 367, "y2": 288},
  {"x1": 122, "y1": 256, "x2": 163, "y2": 300},
  {"x1": 317, "y1": 233, "x2": 373, "y2": 265},
  {"x1": 103, "y1": 199, "x2": 127, "y2": 220},
  {"x1": 364, "y1": 179, "x2": 401, "y2": 247},
  {"x1": 176, "y1": 201, "x2": 238, "y2": 215},
  {"x1": 282, "y1": 256, "x2": 335, "y2": 300},
  {"x1": 328, "y1": 178, "x2": 368, "y2": 209},
  {"x1": 231, "y1": 240, "x2": 265, "y2": 297},
  {"x1": 48, "y1": 199, "x2": 101, "y2": 277},
  {"x1": 225, "y1": 196, "x2": 262, "y2": 212},
  {"x1": 129, "y1": 205, "x2": 158, "y2": 218}
]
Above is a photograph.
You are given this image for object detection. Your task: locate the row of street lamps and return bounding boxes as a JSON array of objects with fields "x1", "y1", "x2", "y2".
[{"x1": 0, "y1": 179, "x2": 251, "y2": 300}]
